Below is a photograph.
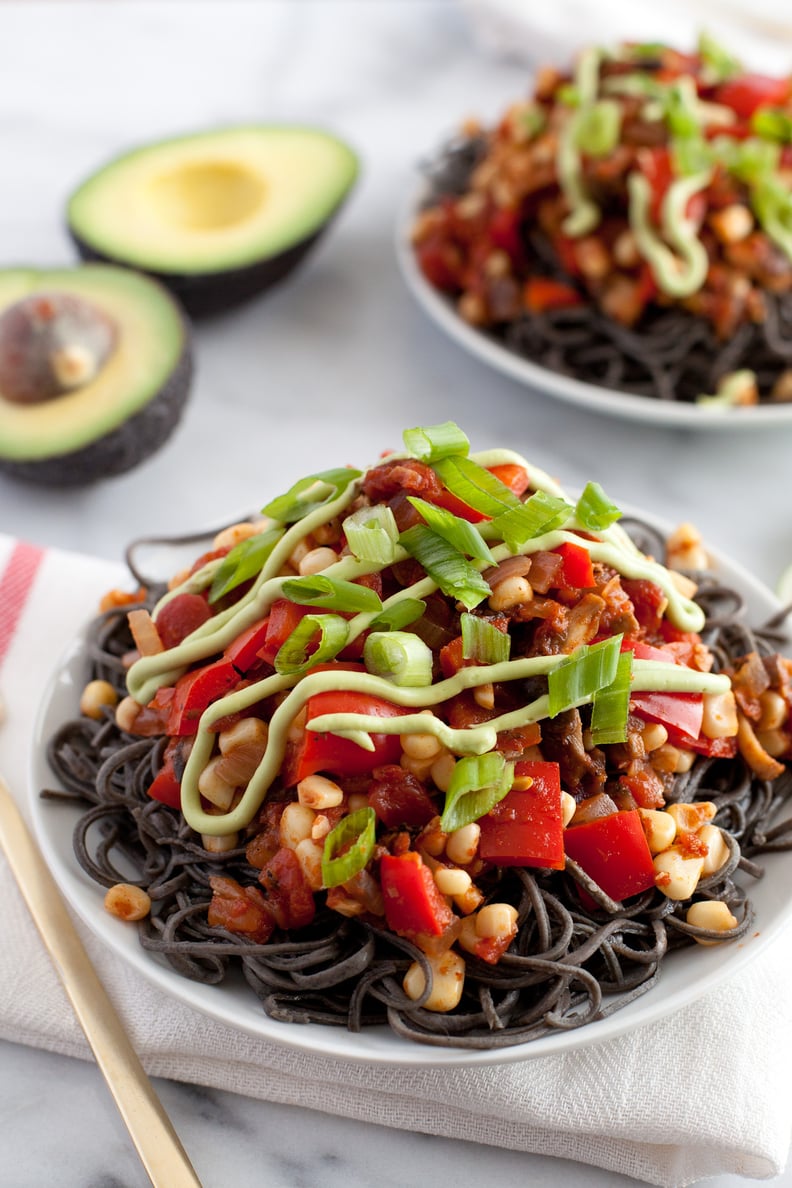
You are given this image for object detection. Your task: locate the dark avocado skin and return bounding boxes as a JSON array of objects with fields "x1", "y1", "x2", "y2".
[
  {"x1": 70, "y1": 220, "x2": 332, "y2": 318},
  {"x1": 0, "y1": 331, "x2": 193, "y2": 487}
]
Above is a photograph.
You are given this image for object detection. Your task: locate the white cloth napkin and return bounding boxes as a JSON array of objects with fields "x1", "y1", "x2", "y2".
[
  {"x1": 1, "y1": 532, "x2": 791, "y2": 1188},
  {"x1": 460, "y1": 0, "x2": 792, "y2": 73}
]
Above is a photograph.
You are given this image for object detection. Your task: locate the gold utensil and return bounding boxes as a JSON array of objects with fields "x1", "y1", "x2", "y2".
[{"x1": 0, "y1": 775, "x2": 202, "y2": 1188}]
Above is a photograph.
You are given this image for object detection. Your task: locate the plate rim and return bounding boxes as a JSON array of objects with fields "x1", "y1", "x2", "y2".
[
  {"x1": 396, "y1": 184, "x2": 792, "y2": 431},
  {"x1": 26, "y1": 511, "x2": 792, "y2": 1067}
]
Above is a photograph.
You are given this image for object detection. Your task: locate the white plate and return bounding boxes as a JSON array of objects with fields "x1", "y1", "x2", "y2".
[
  {"x1": 28, "y1": 529, "x2": 792, "y2": 1067},
  {"x1": 397, "y1": 188, "x2": 792, "y2": 431}
]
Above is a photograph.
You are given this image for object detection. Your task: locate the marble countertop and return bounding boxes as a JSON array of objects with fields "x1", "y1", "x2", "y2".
[{"x1": 1, "y1": 3, "x2": 790, "y2": 1185}]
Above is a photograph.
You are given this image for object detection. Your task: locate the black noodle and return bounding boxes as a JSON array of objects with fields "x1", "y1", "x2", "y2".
[
  {"x1": 419, "y1": 142, "x2": 792, "y2": 406},
  {"x1": 41, "y1": 524, "x2": 792, "y2": 1049}
]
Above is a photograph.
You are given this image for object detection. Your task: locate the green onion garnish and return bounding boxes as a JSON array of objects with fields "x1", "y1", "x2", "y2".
[
  {"x1": 752, "y1": 175, "x2": 792, "y2": 262},
  {"x1": 698, "y1": 31, "x2": 742, "y2": 84},
  {"x1": 461, "y1": 613, "x2": 510, "y2": 665},
  {"x1": 407, "y1": 497, "x2": 495, "y2": 564},
  {"x1": 208, "y1": 526, "x2": 284, "y2": 604},
  {"x1": 273, "y1": 613, "x2": 349, "y2": 676},
  {"x1": 590, "y1": 649, "x2": 633, "y2": 745},
  {"x1": 575, "y1": 481, "x2": 622, "y2": 532},
  {"x1": 717, "y1": 135, "x2": 780, "y2": 185},
  {"x1": 575, "y1": 98, "x2": 622, "y2": 157},
  {"x1": 363, "y1": 631, "x2": 433, "y2": 687},
  {"x1": 368, "y1": 598, "x2": 426, "y2": 631},
  {"x1": 399, "y1": 523, "x2": 491, "y2": 610},
  {"x1": 489, "y1": 490, "x2": 571, "y2": 551},
  {"x1": 343, "y1": 504, "x2": 399, "y2": 565},
  {"x1": 752, "y1": 108, "x2": 792, "y2": 144},
  {"x1": 403, "y1": 421, "x2": 470, "y2": 462},
  {"x1": 440, "y1": 753, "x2": 514, "y2": 833},
  {"x1": 281, "y1": 575, "x2": 383, "y2": 614},
  {"x1": 432, "y1": 455, "x2": 520, "y2": 518},
  {"x1": 321, "y1": 807, "x2": 377, "y2": 888},
  {"x1": 547, "y1": 635, "x2": 622, "y2": 717},
  {"x1": 262, "y1": 467, "x2": 362, "y2": 524}
]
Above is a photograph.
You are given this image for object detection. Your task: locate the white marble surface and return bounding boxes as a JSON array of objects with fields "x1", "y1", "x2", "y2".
[{"x1": 0, "y1": 2, "x2": 791, "y2": 1185}]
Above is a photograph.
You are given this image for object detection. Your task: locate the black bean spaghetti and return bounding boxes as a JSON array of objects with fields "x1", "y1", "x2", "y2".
[{"x1": 41, "y1": 516, "x2": 792, "y2": 1051}]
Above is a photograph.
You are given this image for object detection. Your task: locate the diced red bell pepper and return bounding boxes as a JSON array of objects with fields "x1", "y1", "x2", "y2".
[
  {"x1": 488, "y1": 205, "x2": 522, "y2": 259},
  {"x1": 564, "y1": 810, "x2": 656, "y2": 901},
  {"x1": 225, "y1": 616, "x2": 271, "y2": 672},
  {"x1": 257, "y1": 599, "x2": 311, "y2": 665},
  {"x1": 663, "y1": 724, "x2": 738, "y2": 759},
  {"x1": 380, "y1": 851, "x2": 454, "y2": 936},
  {"x1": 630, "y1": 690, "x2": 704, "y2": 739},
  {"x1": 715, "y1": 73, "x2": 792, "y2": 119},
  {"x1": 622, "y1": 639, "x2": 679, "y2": 665},
  {"x1": 524, "y1": 277, "x2": 583, "y2": 314},
  {"x1": 621, "y1": 578, "x2": 667, "y2": 633},
  {"x1": 259, "y1": 847, "x2": 316, "y2": 930},
  {"x1": 146, "y1": 740, "x2": 182, "y2": 809},
  {"x1": 368, "y1": 765, "x2": 438, "y2": 829},
  {"x1": 283, "y1": 690, "x2": 408, "y2": 785},
  {"x1": 167, "y1": 658, "x2": 240, "y2": 736},
  {"x1": 207, "y1": 875, "x2": 275, "y2": 944},
  {"x1": 478, "y1": 760, "x2": 564, "y2": 869},
  {"x1": 487, "y1": 463, "x2": 530, "y2": 497},
  {"x1": 553, "y1": 541, "x2": 595, "y2": 589}
]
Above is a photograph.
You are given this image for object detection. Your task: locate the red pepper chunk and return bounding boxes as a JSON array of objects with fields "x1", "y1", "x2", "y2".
[
  {"x1": 715, "y1": 73, "x2": 792, "y2": 119},
  {"x1": 380, "y1": 851, "x2": 454, "y2": 936},
  {"x1": 259, "y1": 847, "x2": 316, "y2": 931},
  {"x1": 224, "y1": 616, "x2": 271, "y2": 672},
  {"x1": 564, "y1": 810, "x2": 656, "y2": 902},
  {"x1": 630, "y1": 691, "x2": 704, "y2": 739},
  {"x1": 207, "y1": 875, "x2": 275, "y2": 944},
  {"x1": 257, "y1": 599, "x2": 311, "y2": 665},
  {"x1": 146, "y1": 740, "x2": 182, "y2": 809},
  {"x1": 524, "y1": 277, "x2": 583, "y2": 314},
  {"x1": 167, "y1": 658, "x2": 240, "y2": 736},
  {"x1": 479, "y1": 760, "x2": 565, "y2": 869},
  {"x1": 282, "y1": 690, "x2": 407, "y2": 785},
  {"x1": 553, "y1": 542, "x2": 595, "y2": 589}
]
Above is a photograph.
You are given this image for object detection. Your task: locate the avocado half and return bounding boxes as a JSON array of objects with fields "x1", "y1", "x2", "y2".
[
  {"x1": 0, "y1": 265, "x2": 192, "y2": 486},
  {"x1": 66, "y1": 126, "x2": 359, "y2": 316}
]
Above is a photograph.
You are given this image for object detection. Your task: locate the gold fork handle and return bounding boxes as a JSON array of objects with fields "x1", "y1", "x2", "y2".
[{"x1": 0, "y1": 777, "x2": 202, "y2": 1188}]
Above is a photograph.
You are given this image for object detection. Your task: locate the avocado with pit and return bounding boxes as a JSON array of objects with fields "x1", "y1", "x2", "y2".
[
  {"x1": 66, "y1": 125, "x2": 359, "y2": 316},
  {"x1": 0, "y1": 265, "x2": 192, "y2": 486}
]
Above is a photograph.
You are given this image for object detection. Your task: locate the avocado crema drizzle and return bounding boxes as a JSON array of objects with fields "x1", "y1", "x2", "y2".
[
  {"x1": 556, "y1": 41, "x2": 792, "y2": 300},
  {"x1": 126, "y1": 441, "x2": 729, "y2": 836}
]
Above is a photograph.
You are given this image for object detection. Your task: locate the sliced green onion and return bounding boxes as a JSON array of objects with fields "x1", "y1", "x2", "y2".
[
  {"x1": 432, "y1": 455, "x2": 520, "y2": 518},
  {"x1": 490, "y1": 490, "x2": 572, "y2": 551},
  {"x1": 342, "y1": 504, "x2": 399, "y2": 565},
  {"x1": 363, "y1": 631, "x2": 433, "y2": 686},
  {"x1": 698, "y1": 31, "x2": 742, "y2": 84},
  {"x1": 752, "y1": 175, "x2": 792, "y2": 262},
  {"x1": 602, "y1": 72, "x2": 667, "y2": 100},
  {"x1": 520, "y1": 104, "x2": 546, "y2": 137},
  {"x1": 281, "y1": 575, "x2": 382, "y2": 614},
  {"x1": 440, "y1": 753, "x2": 514, "y2": 833},
  {"x1": 575, "y1": 98, "x2": 622, "y2": 157},
  {"x1": 208, "y1": 526, "x2": 284, "y2": 604},
  {"x1": 752, "y1": 108, "x2": 792, "y2": 144},
  {"x1": 663, "y1": 78, "x2": 702, "y2": 139},
  {"x1": 557, "y1": 83, "x2": 580, "y2": 107},
  {"x1": 321, "y1": 807, "x2": 377, "y2": 888},
  {"x1": 403, "y1": 422, "x2": 469, "y2": 462},
  {"x1": 461, "y1": 613, "x2": 510, "y2": 665},
  {"x1": 716, "y1": 135, "x2": 779, "y2": 185},
  {"x1": 262, "y1": 467, "x2": 362, "y2": 524},
  {"x1": 547, "y1": 635, "x2": 622, "y2": 717},
  {"x1": 575, "y1": 481, "x2": 622, "y2": 532},
  {"x1": 590, "y1": 649, "x2": 633, "y2": 745},
  {"x1": 671, "y1": 135, "x2": 713, "y2": 178},
  {"x1": 696, "y1": 369, "x2": 758, "y2": 408},
  {"x1": 407, "y1": 497, "x2": 495, "y2": 564},
  {"x1": 399, "y1": 524, "x2": 491, "y2": 610},
  {"x1": 273, "y1": 613, "x2": 349, "y2": 676},
  {"x1": 369, "y1": 598, "x2": 426, "y2": 631},
  {"x1": 628, "y1": 42, "x2": 668, "y2": 59}
]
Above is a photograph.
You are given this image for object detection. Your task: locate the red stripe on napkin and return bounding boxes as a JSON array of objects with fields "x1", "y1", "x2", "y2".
[{"x1": 0, "y1": 541, "x2": 45, "y2": 667}]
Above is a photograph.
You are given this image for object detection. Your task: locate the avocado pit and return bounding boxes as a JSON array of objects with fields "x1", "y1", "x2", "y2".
[{"x1": 0, "y1": 291, "x2": 118, "y2": 405}]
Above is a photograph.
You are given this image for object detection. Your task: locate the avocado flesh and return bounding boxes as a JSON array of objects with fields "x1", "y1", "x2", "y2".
[
  {"x1": 67, "y1": 126, "x2": 358, "y2": 315},
  {"x1": 0, "y1": 266, "x2": 192, "y2": 485}
]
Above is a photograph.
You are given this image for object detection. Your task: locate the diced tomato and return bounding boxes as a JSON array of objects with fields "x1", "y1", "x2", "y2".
[
  {"x1": 207, "y1": 875, "x2": 275, "y2": 944},
  {"x1": 622, "y1": 638, "x2": 677, "y2": 665},
  {"x1": 478, "y1": 760, "x2": 565, "y2": 869},
  {"x1": 368, "y1": 765, "x2": 438, "y2": 829},
  {"x1": 282, "y1": 690, "x2": 408, "y2": 785},
  {"x1": 474, "y1": 931, "x2": 516, "y2": 965},
  {"x1": 488, "y1": 205, "x2": 522, "y2": 259},
  {"x1": 664, "y1": 724, "x2": 738, "y2": 759},
  {"x1": 630, "y1": 690, "x2": 704, "y2": 739},
  {"x1": 621, "y1": 578, "x2": 667, "y2": 633},
  {"x1": 130, "y1": 685, "x2": 175, "y2": 737},
  {"x1": 524, "y1": 277, "x2": 583, "y2": 314},
  {"x1": 416, "y1": 231, "x2": 463, "y2": 291},
  {"x1": 225, "y1": 616, "x2": 271, "y2": 672},
  {"x1": 553, "y1": 541, "x2": 595, "y2": 589},
  {"x1": 552, "y1": 233, "x2": 582, "y2": 278},
  {"x1": 167, "y1": 658, "x2": 240, "y2": 736},
  {"x1": 430, "y1": 487, "x2": 489, "y2": 523},
  {"x1": 257, "y1": 599, "x2": 311, "y2": 665},
  {"x1": 488, "y1": 463, "x2": 530, "y2": 497},
  {"x1": 564, "y1": 810, "x2": 657, "y2": 901},
  {"x1": 439, "y1": 635, "x2": 466, "y2": 678},
  {"x1": 380, "y1": 851, "x2": 454, "y2": 936},
  {"x1": 715, "y1": 73, "x2": 792, "y2": 119},
  {"x1": 259, "y1": 847, "x2": 316, "y2": 931},
  {"x1": 155, "y1": 593, "x2": 212, "y2": 650},
  {"x1": 637, "y1": 146, "x2": 706, "y2": 223},
  {"x1": 146, "y1": 739, "x2": 182, "y2": 809}
]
